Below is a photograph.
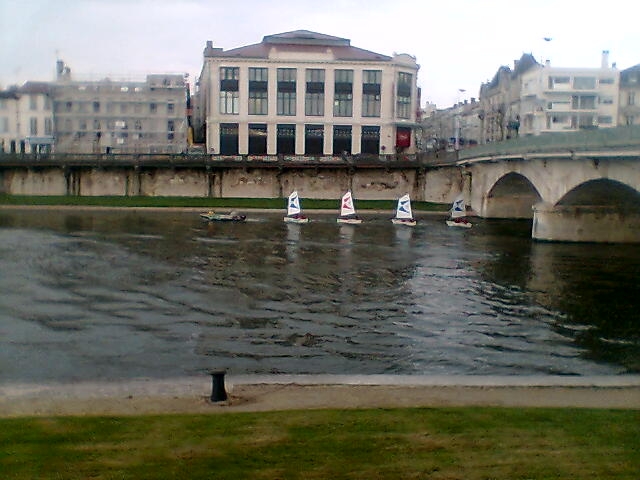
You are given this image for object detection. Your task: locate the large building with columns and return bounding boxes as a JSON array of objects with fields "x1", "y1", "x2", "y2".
[{"x1": 194, "y1": 30, "x2": 420, "y2": 156}]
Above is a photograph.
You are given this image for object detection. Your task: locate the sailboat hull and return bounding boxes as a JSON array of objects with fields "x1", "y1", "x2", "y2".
[
  {"x1": 391, "y1": 218, "x2": 416, "y2": 226},
  {"x1": 284, "y1": 216, "x2": 309, "y2": 224},
  {"x1": 337, "y1": 217, "x2": 363, "y2": 225},
  {"x1": 446, "y1": 219, "x2": 472, "y2": 228}
]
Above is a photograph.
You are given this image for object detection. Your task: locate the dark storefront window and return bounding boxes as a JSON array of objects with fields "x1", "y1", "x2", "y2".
[
  {"x1": 332, "y1": 125, "x2": 352, "y2": 155},
  {"x1": 220, "y1": 123, "x2": 239, "y2": 155},
  {"x1": 277, "y1": 124, "x2": 296, "y2": 155},
  {"x1": 361, "y1": 125, "x2": 380, "y2": 154},
  {"x1": 305, "y1": 124, "x2": 324, "y2": 155},
  {"x1": 248, "y1": 123, "x2": 267, "y2": 155}
]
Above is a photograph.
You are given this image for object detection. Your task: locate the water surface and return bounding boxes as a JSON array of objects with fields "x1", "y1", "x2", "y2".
[{"x1": 0, "y1": 209, "x2": 638, "y2": 382}]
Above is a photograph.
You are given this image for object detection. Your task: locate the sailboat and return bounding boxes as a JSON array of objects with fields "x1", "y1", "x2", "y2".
[
  {"x1": 391, "y1": 194, "x2": 416, "y2": 226},
  {"x1": 446, "y1": 194, "x2": 472, "y2": 228},
  {"x1": 283, "y1": 190, "x2": 309, "y2": 223},
  {"x1": 336, "y1": 191, "x2": 363, "y2": 224}
]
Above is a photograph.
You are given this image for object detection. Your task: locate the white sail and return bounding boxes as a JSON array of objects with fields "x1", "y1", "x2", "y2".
[
  {"x1": 450, "y1": 194, "x2": 466, "y2": 219},
  {"x1": 340, "y1": 191, "x2": 356, "y2": 217},
  {"x1": 287, "y1": 191, "x2": 302, "y2": 216},
  {"x1": 395, "y1": 194, "x2": 413, "y2": 220}
]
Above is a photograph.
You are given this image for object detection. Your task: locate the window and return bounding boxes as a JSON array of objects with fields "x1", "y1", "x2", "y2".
[
  {"x1": 573, "y1": 76, "x2": 596, "y2": 89},
  {"x1": 277, "y1": 68, "x2": 296, "y2": 116},
  {"x1": 629, "y1": 92, "x2": 636, "y2": 106},
  {"x1": 168, "y1": 120, "x2": 175, "y2": 140},
  {"x1": 571, "y1": 95, "x2": 596, "y2": 109},
  {"x1": 333, "y1": 125, "x2": 352, "y2": 154},
  {"x1": 93, "y1": 119, "x2": 101, "y2": 130},
  {"x1": 305, "y1": 69, "x2": 325, "y2": 116},
  {"x1": 29, "y1": 95, "x2": 37, "y2": 110},
  {"x1": 93, "y1": 101, "x2": 100, "y2": 113},
  {"x1": 248, "y1": 67, "x2": 268, "y2": 115},
  {"x1": 361, "y1": 125, "x2": 380, "y2": 154},
  {"x1": 29, "y1": 117, "x2": 38, "y2": 135},
  {"x1": 598, "y1": 116, "x2": 613, "y2": 124},
  {"x1": 599, "y1": 77, "x2": 614, "y2": 84},
  {"x1": 333, "y1": 69, "x2": 353, "y2": 117},
  {"x1": 135, "y1": 120, "x2": 142, "y2": 130},
  {"x1": 626, "y1": 115, "x2": 635, "y2": 125},
  {"x1": 220, "y1": 67, "x2": 239, "y2": 114},
  {"x1": 396, "y1": 72, "x2": 412, "y2": 119},
  {"x1": 248, "y1": 123, "x2": 267, "y2": 155},
  {"x1": 305, "y1": 124, "x2": 324, "y2": 155},
  {"x1": 220, "y1": 123, "x2": 239, "y2": 155},
  {"x1": 120, "y1": 103, "x2": 128, "y2": 114},
  {"x1": 44, "y1": 118, "x2": 52, "y2": 135},
  {"x1": 150, "y1": 103, "x2": 157, "y2": 114},
  {"x1": 362, "y1": 70, "x2": 381, "y2": 117},
  {"x1": 65, "y1": 101, "x2": 73, "y2": 112},
  {"x1": 167, "y1": 102, "x2": 175, "y2": 114},
  {"x1": 277, "y1": 124, "x2": 296, "y2": 154},
  {"x1": 0, "y1": 117, "x2": 9, "y2": 133},
  {"x1": 548, "y1": 76, "x2": 570, "y2": 89}
]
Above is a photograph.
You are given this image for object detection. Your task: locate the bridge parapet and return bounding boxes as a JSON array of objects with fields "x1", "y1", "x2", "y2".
[{"x1": 458, "y1": 125, "x2": 640, "y2": 160}]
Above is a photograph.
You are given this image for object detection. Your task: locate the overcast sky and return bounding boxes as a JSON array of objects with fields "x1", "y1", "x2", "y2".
[{"x1": 1, "y1": 0, "x2": 638, "y2": 107}]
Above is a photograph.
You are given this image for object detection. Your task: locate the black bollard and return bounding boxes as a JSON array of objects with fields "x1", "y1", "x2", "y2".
[{"x1": 210, "y1": 371, "x2": 228, "y2": 402}]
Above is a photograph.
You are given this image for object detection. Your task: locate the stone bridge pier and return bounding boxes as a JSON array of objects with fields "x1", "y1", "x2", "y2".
[{"x1": 460, "y1": 151, "x2": 640, "y2": 243}]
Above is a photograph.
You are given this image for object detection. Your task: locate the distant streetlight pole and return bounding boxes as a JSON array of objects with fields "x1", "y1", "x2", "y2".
[{"x1": 454, "y1": 88, "x2": 466, "y2": 151}]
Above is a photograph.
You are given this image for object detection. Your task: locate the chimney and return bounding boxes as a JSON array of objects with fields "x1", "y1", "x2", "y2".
[
  {"x1": 601, "y1": 50, "x2": 609, "y2": 68},
  {"x1": 56, "y1": 60, "x2": 64, "y2": 78}
]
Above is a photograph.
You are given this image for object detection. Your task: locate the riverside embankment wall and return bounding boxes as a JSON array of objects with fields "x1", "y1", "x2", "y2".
[{"x1": 0, "y1": 163, "x2": 464, "y2": 203}]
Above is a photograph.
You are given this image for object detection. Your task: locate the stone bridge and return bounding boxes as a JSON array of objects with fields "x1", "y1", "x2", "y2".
[{"x1": 456, "y1": 126, "x2": 640, "y2": 243}]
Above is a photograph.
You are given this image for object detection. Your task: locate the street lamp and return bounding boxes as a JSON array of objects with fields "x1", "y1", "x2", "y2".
[{"x1": 454, "y1": 88, "x2": 466, "y2": 151}]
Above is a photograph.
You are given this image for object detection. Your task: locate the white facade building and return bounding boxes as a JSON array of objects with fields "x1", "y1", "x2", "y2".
[
  {"x1": 195, "y1": 30, "x2": 420, "y2": 156},
  {"x1": 519, "y1": 52, "x2": 619, "y2": 135},
  {"x1": 0, "y1": 82, "x2": 54, "y2": 153}
]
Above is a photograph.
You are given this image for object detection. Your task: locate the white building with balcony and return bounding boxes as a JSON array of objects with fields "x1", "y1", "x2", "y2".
[
  {"x1": 194, "y1": 30, "x2": 420, "y2": 156},
  {"x1": 519, "y1": 51, "x2": 619, "y2": 135}
]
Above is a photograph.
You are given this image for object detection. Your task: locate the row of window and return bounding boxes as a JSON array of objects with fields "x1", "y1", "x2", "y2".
[
  {"x1": 547, "y1": 113, "x2": 613, "y2": 128},
  {"x1": 547, "y1": 76, "x2": 616, "y2": 90},
  {"x1": 54, "y1": 101, "x2": 179, "y2": 115},
  {"x1": 218, "y1": 123, "x2": 381, "y2": 156},
  {"x1": 0, "y1": 117, "x2": 54, "y2": 135},
  {"x1": 54, "y1": 118, "x2": 178, "y2": 133},
  {"x1": 59, "y1": 131, "x2": 179, "y2": 143},
  {"x1": 218, "y1": 67, "x2": 412, "y2": 119}
]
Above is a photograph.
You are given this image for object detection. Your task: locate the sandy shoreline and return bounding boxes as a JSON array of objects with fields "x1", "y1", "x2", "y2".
[{"x1": 2, "y1": 375, "x2": 639, "y2": 417}]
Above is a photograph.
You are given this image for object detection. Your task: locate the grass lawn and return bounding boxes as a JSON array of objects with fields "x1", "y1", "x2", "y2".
[
  {"x1": 0, "y1": 194, "x2": 448, "y2": 212},
  {"x1": 1, "y1": 407, "x2": 638, "y2": 479}
]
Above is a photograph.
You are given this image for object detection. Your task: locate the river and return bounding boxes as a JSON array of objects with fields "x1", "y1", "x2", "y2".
[{"x1": 0, "y1": 208, "x2": 638, "y2": 383}]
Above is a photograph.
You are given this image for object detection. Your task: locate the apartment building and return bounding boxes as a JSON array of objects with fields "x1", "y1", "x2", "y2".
[
  {"x1": 0, "y1": 82, "x2": 54, "y2": 153},
  {"x1": 619, "y1": 64, "x2": 640, "y2": 126},
  {"x1": 519, "y1": 51, "x2": 619, "y2": 135},
  {"x1": 194, "y1": 30, "x2": 420, "y2": 156},
  {"x1": 478, "y1": 54, "x2": 539, "y2": 143},
  {"x1": 52, "y1": 61, "x2": 189, "y2": 154}
]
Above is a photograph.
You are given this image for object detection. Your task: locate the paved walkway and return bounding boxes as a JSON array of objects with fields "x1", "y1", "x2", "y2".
[{"x1": 2, "y1": 375, "x2": 639, "y2": 417}]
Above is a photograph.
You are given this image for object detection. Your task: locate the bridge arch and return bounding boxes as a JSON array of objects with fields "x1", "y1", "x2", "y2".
[
  {"x1": 483, "y1": 172, "x2": 542, "y2": 218},
  {"x1": 556, "y1": 178, "x2": 640, "y2": 209}
]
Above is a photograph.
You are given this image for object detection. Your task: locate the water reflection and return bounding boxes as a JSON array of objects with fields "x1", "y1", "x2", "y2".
[{"x1": 0, "y1": 210, "x2": 638, "y2": 382}]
